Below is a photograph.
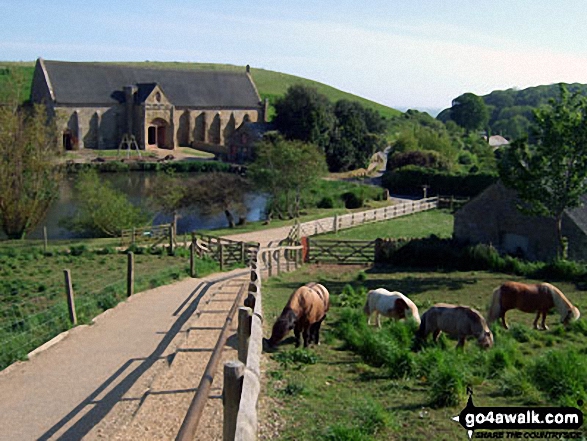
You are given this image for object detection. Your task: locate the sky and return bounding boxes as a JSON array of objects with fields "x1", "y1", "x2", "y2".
[{"x1": 2, "y1": 0, "x2": 587, "y2": 112}]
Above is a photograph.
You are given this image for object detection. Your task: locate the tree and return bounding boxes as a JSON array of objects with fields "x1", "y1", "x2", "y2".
[
  {"x1": 0, "y1": 69, "x2": 62, "y2": 239},
  {"x1": 148, "y1": 168, "x2": 186, "y2": 233},
  {"x1": 450, "y1": 93, "x2": 489, "y2": 134},
  {"x1": 184, "y1": 173, "x2": 251, "y2": 228},
  {"x1": 64, "y1": 170, "x2": 150, "y2": 237},
  {"x1": 248, "y1": 134, "x2": 327, "y2": 220},
  {"x1": 326, "y1": 100, "x2": 386, "y2": 172},
  {"x1": 498, "y1": 84, "x2": 587, "y2": 258},
  {"x1": 273, "y1": 85, "x2": 335, "y2": 151}
]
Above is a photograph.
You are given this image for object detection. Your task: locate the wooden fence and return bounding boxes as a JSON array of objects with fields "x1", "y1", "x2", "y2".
[
  {"x1": 289, "y1": 197, "x2": 438, "y2": 241},
  {"x1": 120, "y1": 223, "x2": 173, "y2": 248},
  {"x1": 192, "y1": 233, "x2": 259, "y2": 270},
  {"x1": 222, "y1": 243, "x2": 303, "y2": 440},
  {"x1": 303, "y1": 237, "x2": 413, "y2": 265}
]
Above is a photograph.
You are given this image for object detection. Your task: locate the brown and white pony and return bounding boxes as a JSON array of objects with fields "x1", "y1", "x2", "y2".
[
  {"x1": 487, "y1": 281, "x2": 580, "y2": 330},
  {"x1": 363, "y1": 288, "x2": 421, "y2": 327},
  {"x1": 267, "y1": 282, "x2": 330, "y2": 348},
  {"x1": 416, "y1": 303, "x2": 494, "y2": 349}
]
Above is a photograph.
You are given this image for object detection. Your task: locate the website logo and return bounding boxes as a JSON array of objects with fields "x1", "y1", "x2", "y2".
[{"x1": 451, "y1": 390, "x2": 583, "y2": 439}]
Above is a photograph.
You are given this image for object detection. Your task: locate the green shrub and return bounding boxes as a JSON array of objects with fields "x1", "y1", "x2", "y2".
[
  {"x1": 69, "y1": 244, "x2": 88, "y2": 256},
  {"x1": 342, "y1": 191, "x2": 363, "y2": 209},
  {"x1": 281, "y1": 378, "x2": 305, "y2": 396},
  {"x1": 496, "y1": 367, "x2": 541, "y2": 402},
  {"x1": 272, "y1": 348, "x2": 318, "y2": 369},
  {"x1": 317, "y1": 196, "x2": 335, "y2": 209},
  {"x1": 338, "y1": 284, "x2": 367, "y2": 309},
  {"x1": 428, "y1": 361, "x2": 467, "y2": 408},
  {"x1": 527, "y1": 349, "x2": 587, "y2": 405},
  {"x1": 382, "y1": 166, "x2": 497, "y2": 197}
]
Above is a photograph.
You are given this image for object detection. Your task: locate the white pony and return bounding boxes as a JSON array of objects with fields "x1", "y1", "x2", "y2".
[{"x1": 363, "y1": 288, "x2": 421, "y2": 327}]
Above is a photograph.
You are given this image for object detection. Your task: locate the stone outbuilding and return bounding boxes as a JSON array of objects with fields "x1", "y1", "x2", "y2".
[
  {"x1": 453, "y1": 182, "x2": 587, "y2": 262},
  {"x1": 31, "y1": 59, "x2": 267, "y2": 155}
]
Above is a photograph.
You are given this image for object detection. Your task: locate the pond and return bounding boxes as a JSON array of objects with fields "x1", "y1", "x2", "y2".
[{"x1": 26, "y1": 172, "x2": 267, "y2": 240}]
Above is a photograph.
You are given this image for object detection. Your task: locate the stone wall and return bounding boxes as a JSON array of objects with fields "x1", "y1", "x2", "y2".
[{"x1": 454, "y1": 183, "x2": 561, "y2": 261}]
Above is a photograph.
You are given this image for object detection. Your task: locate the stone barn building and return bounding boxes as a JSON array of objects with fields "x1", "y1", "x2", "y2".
[
  {"x1": 454, "y1": 182, "x2": 587, "y2": 262},
  {"x1": 31, "y1": 58, "x2": 267, "y2": 155}
]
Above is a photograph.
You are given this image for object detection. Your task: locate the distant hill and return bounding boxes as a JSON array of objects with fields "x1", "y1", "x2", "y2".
[
  {"x1": 0, "y1": 60, "x2": 400, "y2": 120},
  {"x1": 437, "y1": 83, "x2": 587, "y2": 140}
]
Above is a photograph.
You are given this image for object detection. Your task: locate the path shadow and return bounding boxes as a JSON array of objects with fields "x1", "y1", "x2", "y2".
[{"x1": 38, "y1": 271, "x2": 246, "y2": 441}]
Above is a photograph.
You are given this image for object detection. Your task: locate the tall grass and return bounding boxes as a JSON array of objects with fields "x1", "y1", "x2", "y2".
[
  {"x1": 333, "y1": 299, "x2": 587, "y2": 409},
  {"x1": 0, "y1": 245, "x2": 218, "y2": 370}
]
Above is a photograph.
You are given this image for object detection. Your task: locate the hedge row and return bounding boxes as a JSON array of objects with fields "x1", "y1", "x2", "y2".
[
  {"x1": 382, "y1": 166, "x2": 497, "y2": 197},
  {"x1": 380, "y1": 235, "x2": 587, "y2": 283},
  {"x1": 66, "y1": 160, "x2": 239, "y2": 174}
]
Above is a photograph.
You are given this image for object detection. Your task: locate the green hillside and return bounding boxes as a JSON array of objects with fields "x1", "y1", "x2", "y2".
[
  {"x1": 0, "y1": 60, "x2": 400, "y2": 120},
  {"x1": 437, "y1": 82, "x2": 587, "y2": 140}
]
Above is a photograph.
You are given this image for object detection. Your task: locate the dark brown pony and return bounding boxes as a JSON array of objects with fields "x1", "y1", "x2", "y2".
[
  {"x1": 487, "y1": 281, "x2": 580, "y2": 330},
  {"x1": 267, "y1": 282, "x2": 330, "y2": 348}
]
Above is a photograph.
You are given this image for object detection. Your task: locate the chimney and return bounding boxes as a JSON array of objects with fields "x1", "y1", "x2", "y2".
[{"x1": 123, "y1": 85, "x2": 137, "y2": 134}]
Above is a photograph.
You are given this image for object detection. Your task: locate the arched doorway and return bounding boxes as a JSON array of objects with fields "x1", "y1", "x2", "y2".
[
  {"x1": 177, "y1": 111, "x2": 190, "y2": 146},
  {"x1": 63, "y1": 112, "x2": 79, "y2": 150},
  {"x1": 147, "y1": 118, "x2": 170, "y2": 149}
]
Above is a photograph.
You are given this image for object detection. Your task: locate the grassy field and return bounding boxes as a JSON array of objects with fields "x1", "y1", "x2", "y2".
[
  {"x1": 0, "y1": 243, "x2": 220, "y2": 370},
  {"x1": 261, "y1": 265, "x2": 587, "y2": 440},
  {"x1": 204, "y1": 179, "x2": 389, "y2": 237},
  {"x1": 0, "y1": 62, "x2": 400, "y2": 121},
  {"x1": 317, "y1": 209, "x2": 454, "y2": 241}
]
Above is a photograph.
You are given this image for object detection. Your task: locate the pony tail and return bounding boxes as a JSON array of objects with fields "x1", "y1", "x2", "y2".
[
  {"x1": 363, "y1": 297, "x2": 371, "y2": 316},
  {"x1": 487, "y1": 287, "x2": 501, "y2": 324}
]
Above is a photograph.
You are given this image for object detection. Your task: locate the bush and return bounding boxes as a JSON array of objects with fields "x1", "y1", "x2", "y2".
[
  {"x1": 317, "y1": 196, "x2": 335, "y2": 209},
  {"x1": 527, "y1": 349, "x2": 587, "y2": 406},
  {"x1": 381, "y1": 166, "x2": 497, "y2": 197},
  {"x1": 342, "y1": 191, "x2": 363, "y2": 209},
  {"x1": 428, "y1": 361, "x2": 467, "y2": 408}
]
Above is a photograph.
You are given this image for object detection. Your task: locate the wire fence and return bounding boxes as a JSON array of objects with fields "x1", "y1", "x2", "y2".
[{"x1": 0, "y1": 243, "x2": 218, "y2": 371}]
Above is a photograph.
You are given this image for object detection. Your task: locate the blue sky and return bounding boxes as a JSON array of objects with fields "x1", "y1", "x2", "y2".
[{"x1": 2, "y1": 1, "x2": 587, "y2": 110}]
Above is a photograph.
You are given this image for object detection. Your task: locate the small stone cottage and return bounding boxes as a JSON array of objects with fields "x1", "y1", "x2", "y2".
[
  {"x1": 31, "y1": 59, "x2": 267, "y2": 155},
  {"x1": 453, "y1": 182, "x2": 587, "y2": 262}
]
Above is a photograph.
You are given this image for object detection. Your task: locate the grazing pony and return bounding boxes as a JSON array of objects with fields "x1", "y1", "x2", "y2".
[
  {"x1": 363, "y1": 288, "x2": 421, "y2": 327},
  {"x1": 487, "y1": 281, "x2": 580, "y2": 330},
  {"x1": 267, "y1": 282, "x2": 330, "y2": 348},
  {"x1": 416, "y1": 303, "x2": 494, "y2": 349}
]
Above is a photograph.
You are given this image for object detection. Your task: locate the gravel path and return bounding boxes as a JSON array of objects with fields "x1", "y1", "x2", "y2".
[{"x1": 0, "y1": 268, "x2": 248, "y2": 441}]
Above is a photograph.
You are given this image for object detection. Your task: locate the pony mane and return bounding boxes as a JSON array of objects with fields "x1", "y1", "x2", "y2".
[
  {"x1": 544, "y1": 283, "x2": 580, "y2": 321},
  {"x1": 487, "y1": 286, "x2": 502, "y2": 324}
]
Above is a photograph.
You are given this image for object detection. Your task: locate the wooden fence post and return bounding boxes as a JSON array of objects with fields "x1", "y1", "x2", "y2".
[
  {"x1": 43, "y1": 226, "x2": 48, "y2": 254},
  {"x1": 169, "y1": 224, "x2": 174, "y2": 255},
  {"x1": 127, "y1": 252, "x2": 134, "y2": 297},
  {"x1": 333, "y1": 214, "x2": 339, "y2": 234},
  {"x1": 223, "y1": 360, "x2": 245, "y2": 441},
  {"x1": 63, "y1": 269, "x2": 77, "y2": 325},
  {"x1": 131, "y1": 227, "x2": 136, "y2": 246},
  {"x1": 219, "y1": 242, "x2": 224, "y2": 271},
  {"x1": 190, "y1": 241, "x2": 197, "y2": 278},
  {"x1": 240, "y1": 241, "x2": 246, "y2": 265},
  {"x1": 276, "y1": 250, "x2": 281, "y2": 275},
  {"x1": 267, "y1": 250, "x2": 273, "y2": 278},
  {"x1": 238, "y1": 307, "x2": 252, "y2": 364}
]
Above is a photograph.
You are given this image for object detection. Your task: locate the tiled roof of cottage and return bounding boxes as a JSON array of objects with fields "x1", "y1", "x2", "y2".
[
  {"x1": 564, "y1": 194, "x2": 587, "y2": 235},
  {"x1": 40, "y1": 60, "x2": 262, "y2": 108}
]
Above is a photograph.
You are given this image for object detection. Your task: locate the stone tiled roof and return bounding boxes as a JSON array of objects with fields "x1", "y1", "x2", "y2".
[
  {"x1": 40, "y1": 59, "x2": 261, "y2": 108},
  {"x1": 564, "y1": 194, "x2": 587, "y2": 235}
]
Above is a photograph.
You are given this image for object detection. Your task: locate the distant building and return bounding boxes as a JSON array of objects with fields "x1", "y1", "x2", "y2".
[
  {"x1": 31, "y1": 59, "x2": 267, "y2": 155},
  {"x1": 486, "y1": 135, "x2": 510, "y2": 150},
  {"x1": 226, "y1": 122, "x2": 272, "y2": 163},
  {"x1": 454, "y1": 182, "x2": 587, "y2": 261}
]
